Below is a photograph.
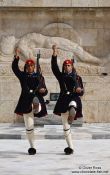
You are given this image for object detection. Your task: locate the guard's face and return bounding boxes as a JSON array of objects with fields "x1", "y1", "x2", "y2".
[
  {"x1": 26, "y1": 64, "x2": 35, "y2": 73},
  {"x1": 64, "y1": 64, "x2": 73, "y2": 73}
]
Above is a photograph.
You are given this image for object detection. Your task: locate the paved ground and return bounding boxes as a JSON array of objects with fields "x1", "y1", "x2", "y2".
[
  {"x1": 0, "y1": 139, "x2": 110, "y2": 175},
  {"x1": 0, "y1": 123, "x2": 110, "y2": 175},
  {"x1": 0, "y1": 123, "x2": 110, "y2": 140}
]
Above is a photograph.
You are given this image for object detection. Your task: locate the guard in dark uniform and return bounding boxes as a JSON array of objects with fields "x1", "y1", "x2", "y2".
[
  {"x1": 51, "y1": 45, "x2": 84, "y2": 155},
  {"x1": 12, "y1": 49, "x2": 48, "y2": 155}
]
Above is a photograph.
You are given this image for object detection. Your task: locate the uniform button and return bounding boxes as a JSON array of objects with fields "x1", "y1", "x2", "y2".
[{"x1": 30, "y1": 90, "x2": 33, "y2": 93}]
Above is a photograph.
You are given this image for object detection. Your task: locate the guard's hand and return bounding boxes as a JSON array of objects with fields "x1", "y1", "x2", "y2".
[
  {"x1": 15, "y1": 48, "x2": 21, "y2": 59},
  {"x1": 39, "y1": 88, "x2": 46, "y2": 94},
  {"x1": 52, "y1": 44, "x2": 57, "y2": 56},
  {"x1": 76, "y1": 87, "x2": 82, "y2": 93},
  {"x1": 52, "y1": 44, "x2": 57, "y2": 51}
]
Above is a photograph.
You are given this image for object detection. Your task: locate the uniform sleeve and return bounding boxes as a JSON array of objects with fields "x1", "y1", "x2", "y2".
[
  {"x1": 51, "y1": 55, "x2": 61, "y2": 80},
  {"x1": 12, "y1": 56, "x2": 23, "y2": 79}
]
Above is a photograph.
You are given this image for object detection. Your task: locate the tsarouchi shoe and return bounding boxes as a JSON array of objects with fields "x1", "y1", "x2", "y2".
[
  {"x1": 28, "y1": 148, "x2": 36, "y2": 155},
  {"x1": 64, "y1": 147, "x2": 74, "y2": 155}
]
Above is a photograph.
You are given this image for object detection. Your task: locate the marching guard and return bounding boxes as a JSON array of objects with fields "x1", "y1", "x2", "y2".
[
  {"x1": 51, "y1": 45, "x2": 84, "y2": 155},
  {"x1": 12, "y1": 49, "x2": 48, "y2": 155}
]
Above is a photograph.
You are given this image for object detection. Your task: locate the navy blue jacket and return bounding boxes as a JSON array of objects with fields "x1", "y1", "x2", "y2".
[
  {"x1": 12, "y1": 57, "x2": 48, "y2": 117},
  {"x1": 51, "y1": 55, "x2": 84, "y2": 119}
]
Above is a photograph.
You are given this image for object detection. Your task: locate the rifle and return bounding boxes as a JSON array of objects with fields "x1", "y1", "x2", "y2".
[
  {"x1": 36, "y1": 49, "x2": 41, "y2": 74},
  {"x1": 35, "y1": 49, "x2": 44, "y2": 93}
]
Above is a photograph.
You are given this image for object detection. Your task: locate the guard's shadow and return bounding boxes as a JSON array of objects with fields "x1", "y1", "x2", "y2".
[
  {"x1": 0, "y1": 151, "x2": 27, "y2": 158},
  {"x1": 0, "y1": 151, "x2": 68, "y2": 158},
  {"x1": 37, "y1": 152, "x2": 65, "y2": 155}
]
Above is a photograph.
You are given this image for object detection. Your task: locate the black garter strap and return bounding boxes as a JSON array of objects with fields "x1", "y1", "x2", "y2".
[
  {"x1": 64, "y1": 128, "x2": 70, "y2": 131},
  {"x1": 68, "y1": 105, "x2": 76, "y2": 111},
  {"x1": 26, "y1": 128, "x2": 34, "y2": 131}
]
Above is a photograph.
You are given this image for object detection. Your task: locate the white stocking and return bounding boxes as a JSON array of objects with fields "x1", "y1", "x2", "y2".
[
  {"x1": 69, "y1": 101, "x2": 76, "y2": 118},
  {"x1": 61, "y1": 113, "x2": 73, "y2": 149},
  {"x1": 69, "y1": 107, "x2": 76, "y2": 118},
  {"x1": 24, "y1": 113, "x2": 35, "y2": 148},
  {"x1": 33, "y1": 96, "x2": 41, "y2": 114}
]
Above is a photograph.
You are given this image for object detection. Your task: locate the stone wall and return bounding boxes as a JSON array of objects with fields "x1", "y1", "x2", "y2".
[
  {"x1": 0, "y1": 1, "x2": 110, "y2": 123},
  {"x1": 0, "y1": 7, "x2": 110, "y2": 58},
  {"x1": 0, "y1": 0, "x2": 110, "y2": 7}
]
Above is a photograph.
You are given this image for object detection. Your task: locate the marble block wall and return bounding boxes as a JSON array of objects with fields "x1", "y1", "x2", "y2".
[{"x1": 0, "y1": 0, "x2": 110, "y2": 123}]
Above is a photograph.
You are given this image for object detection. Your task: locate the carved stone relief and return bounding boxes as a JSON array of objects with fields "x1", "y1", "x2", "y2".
[
  {"x1": 41, "y1": 23, "x2": 81, "y2": 44},
  {"x1": 0, "y1": 33, "x2": 106, "y2": 76}
]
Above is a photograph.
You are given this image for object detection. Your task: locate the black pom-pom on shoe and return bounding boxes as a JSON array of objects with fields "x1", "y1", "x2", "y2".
[
  {"x1": 64, "y1": 147, "x2": 74, "y2": 155},
  {"x1": 28, "y1": 148, "x2": 36, "y2": 155}
]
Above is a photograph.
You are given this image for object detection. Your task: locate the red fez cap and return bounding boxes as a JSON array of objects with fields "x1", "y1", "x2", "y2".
[
  {"x1": 25, "y1": 59, "x2": 35, "y2": 65},
  {"x1": 63, "y1": 59, "x2": 73, "y2": 65}
]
